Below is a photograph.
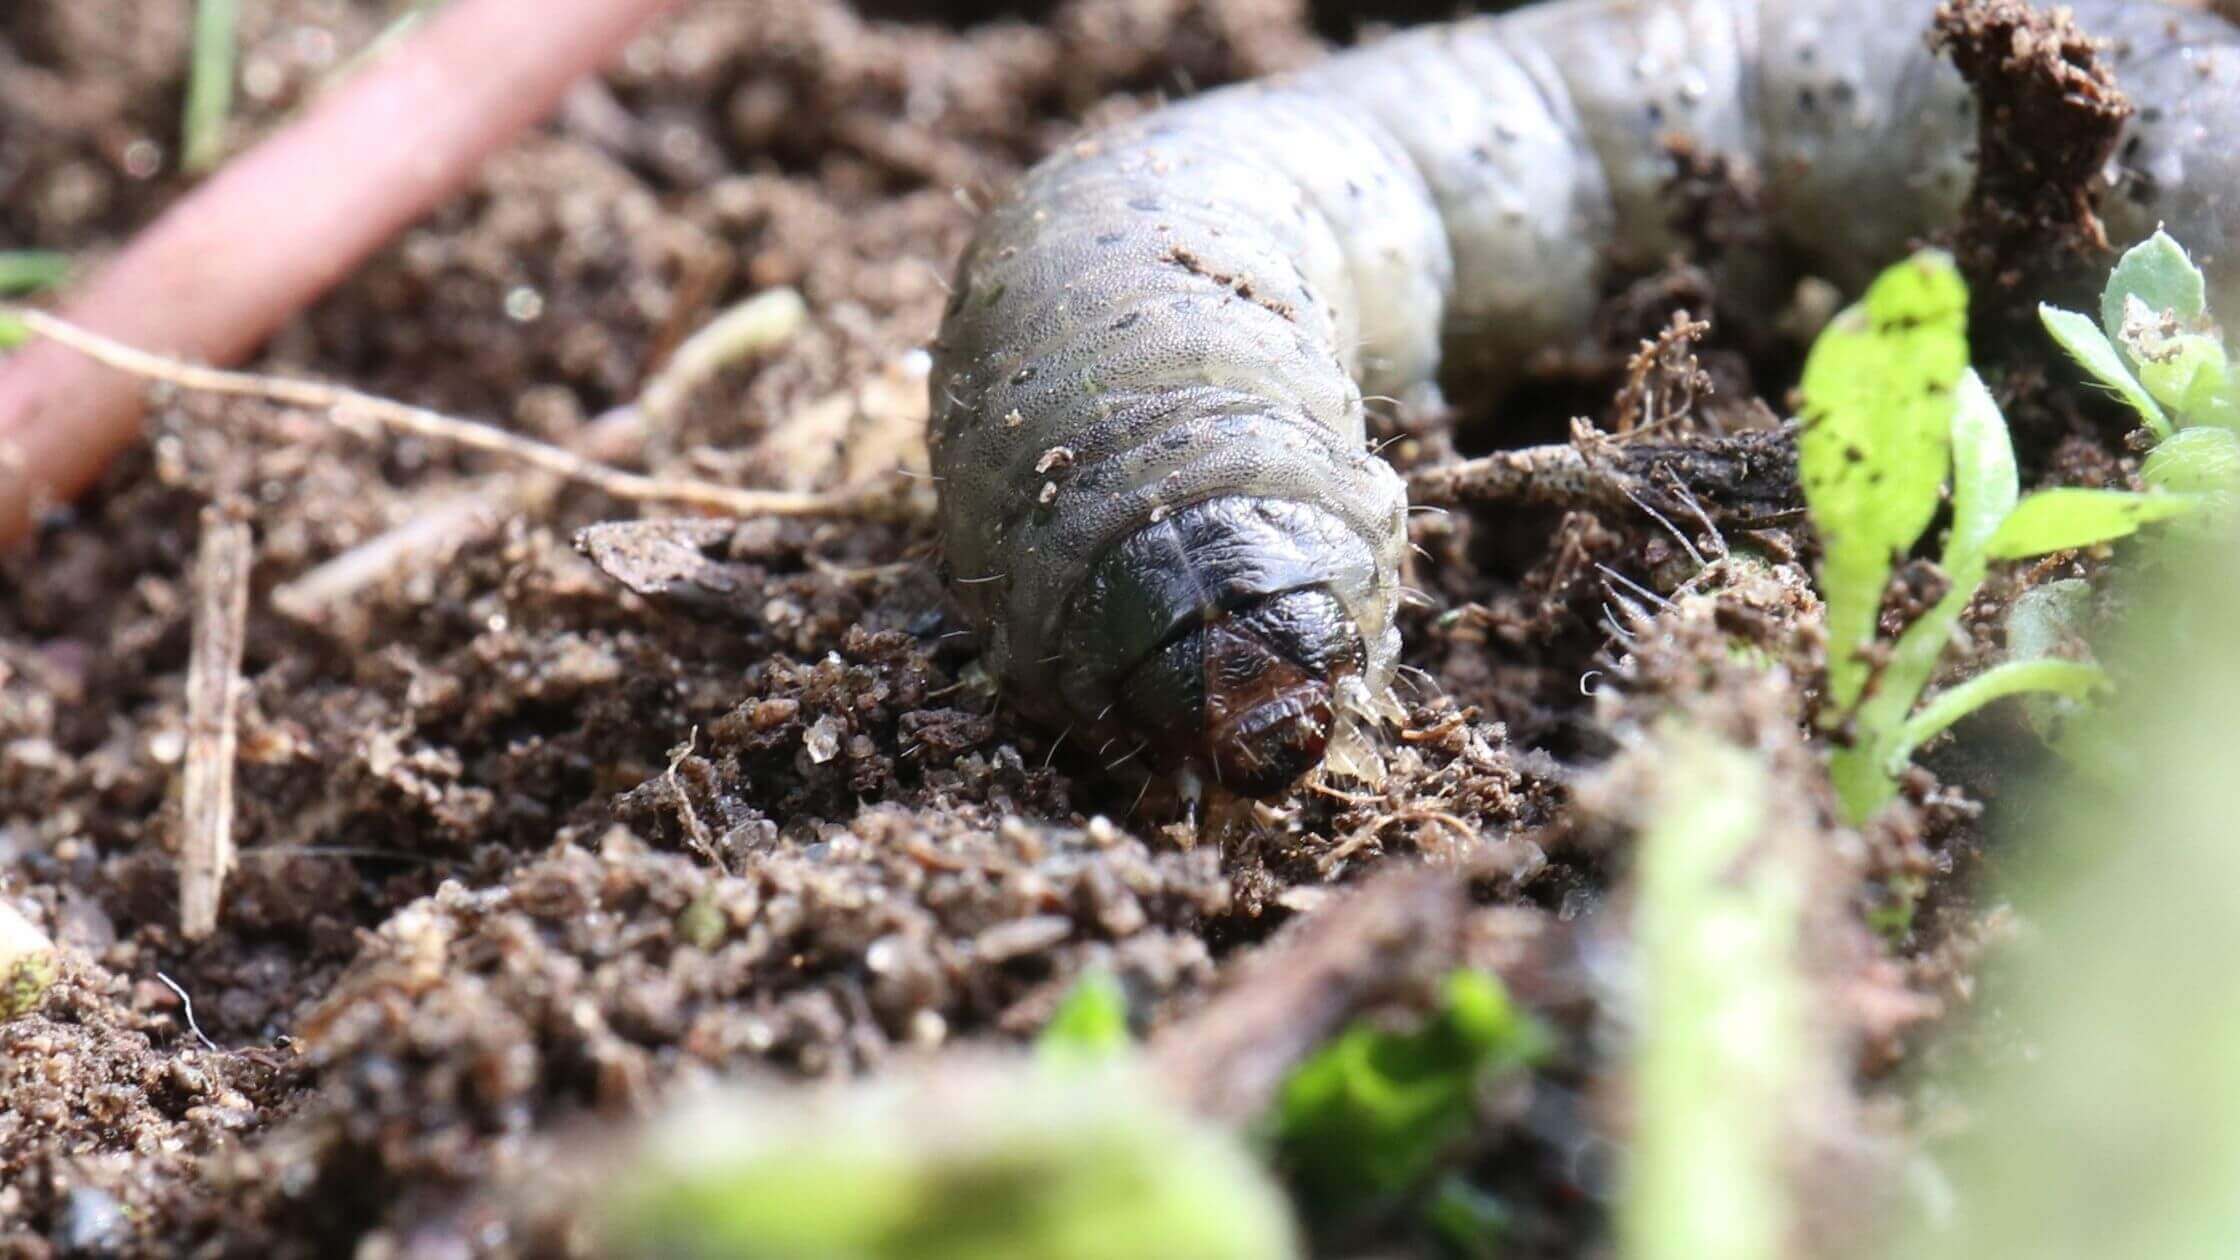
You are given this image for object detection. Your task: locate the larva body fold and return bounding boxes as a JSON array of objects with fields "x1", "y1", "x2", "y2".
[{"x1": 930, "y1": 0, "x2": 2240, "y2": 796}]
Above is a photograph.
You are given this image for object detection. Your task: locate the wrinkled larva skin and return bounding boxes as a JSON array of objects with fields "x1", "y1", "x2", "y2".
[{"x1": 929, "y1": 0, "x2": 2240, "y2": 797}]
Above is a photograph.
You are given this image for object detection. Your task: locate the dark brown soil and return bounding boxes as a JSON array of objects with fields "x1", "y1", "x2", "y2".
[{"x1": 0, "y1": 0, "x2": 2125, "y2": 1255}]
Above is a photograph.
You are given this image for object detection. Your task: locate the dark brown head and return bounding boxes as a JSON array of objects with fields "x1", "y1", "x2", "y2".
[
  {"x1": 1112, "y1": 586, "x2": 1363, "y2": 796},
  {"x1": 1055, "y1": 495, "x2": 1375, "y2": 797}
]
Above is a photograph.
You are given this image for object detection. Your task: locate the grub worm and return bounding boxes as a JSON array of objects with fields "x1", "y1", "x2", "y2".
[{"x1": 928, "y1": 0, "x2": 2240, "y2": 796}]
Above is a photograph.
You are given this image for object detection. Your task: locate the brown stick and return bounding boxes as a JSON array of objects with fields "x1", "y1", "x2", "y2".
[
  {"x1": 1407, "y1": 427, "x2": 1803, "y2": 529},
  {"x1": 179, "y1": 505, "x2": 253, "y2": 941},
  {"x1": 268, "y1": 289, "x2": 811, "y2": 626},
  {"x1": 0, "y1": 0, "x2": 685, "y2": 547},
  {"x1": 2, "y1": 307, "x2": 895, "y2": 521}
]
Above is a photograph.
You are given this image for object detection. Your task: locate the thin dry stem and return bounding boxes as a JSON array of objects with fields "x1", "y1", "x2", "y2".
[
  {"x1": 180, "y1": 505, "x2": 253, "y2": 941},
  {"x1": 270, "y1": 288, "x2": 816, "y2": 623},
  {"x1": 663, "y1": 727, "x2": 727, "y2": 876},
  {"x1": 1407, "y1": 441, "x2": 1616, "y2": 510},
  {"x1": 1408, "y1": 425, "x2": 1803, "y2": 529},
  {"x1": 4, "y1": 306, "x2": 900, "y2": 524}
]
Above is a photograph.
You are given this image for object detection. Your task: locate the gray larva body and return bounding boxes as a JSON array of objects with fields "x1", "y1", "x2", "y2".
[{"x1": 929, "y1": 0, "x2": 2240, "y2": 796}]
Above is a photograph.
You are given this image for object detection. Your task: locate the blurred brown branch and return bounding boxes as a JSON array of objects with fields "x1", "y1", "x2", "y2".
[{"x1": 0, "y1": 0, "x2": 685, "y2": 546}]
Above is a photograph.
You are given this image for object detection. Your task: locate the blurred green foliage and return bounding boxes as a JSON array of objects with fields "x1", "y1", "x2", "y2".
[
  {"x1": 1617, "y1": 729, "x2": 1805, "y2": 1260},
  {"x1": 0, "y1": 252, "x2": 71, "y2": 349},
  {"x1": 1036, "y1": 969, "x2": 1132, "y2": 1071},
  {"x1": 610, "y1": 1066, "x2": 1299, "y2": 1260},
  {"x1": 1898, "y1": 520, "x2": 2240, "y2": 1259},
  {"x1": 1266, "y1": 970, "x2": 1544, "y2": 1231},
  {"x1": 184, "y1": 0, "x2": 239, "y2": 174}
]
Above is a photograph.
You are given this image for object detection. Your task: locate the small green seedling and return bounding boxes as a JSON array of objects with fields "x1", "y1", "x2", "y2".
[
  {"x1": 2043, "y1": 228, "x2": 2239, "y2": 438},
  {"x1": 1264, "y1": 969, "x2": 1544, "y2": 1235},
  {"x1": 184, "y1": 0, "x2": 240, "y2": 173},
  {"x1": 1800, "y1": 249, "x2": 2199, "y2": 823},
  {"x1": 1036, "y1": 968, "x2": 1132, "y2": 1072},
  {"x1": 2042, "y1": 228, "x2": 2240, "y2": 500},
  {"x1": 0, "y1": 252, "x2": 71, "y2": 349}
]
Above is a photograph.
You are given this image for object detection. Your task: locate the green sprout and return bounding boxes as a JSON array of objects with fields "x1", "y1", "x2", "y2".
[
  {"x1": 2043, "y1": 228, "x2": 2237, "y2": 437},
  {"x1": 0, "y1": 252, "x2": 71, "y2": 349},
  {"x1": 1035, "y1": 969, "x2": 1133, "y2": 1072},
  {"x1": 1800, "y1": 249, "x2": 2200, "y2": 823},
  {"x1": 1264, "y1": 969, "x2": 1545, "y2": 1236},
  {"x1": 608, "y1": 1064, "x2": 1300, "y2": 1260},
  {"x1": 2041, "y1": 227, "x2": 2240, "y2": 496},
  {"x1": 184, "y1": 0, "x2": 240, "y2": 174}
]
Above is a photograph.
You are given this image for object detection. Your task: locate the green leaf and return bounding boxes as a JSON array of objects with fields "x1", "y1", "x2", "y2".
[
  {"x1": 1037, "y1": 969, "x2": 1132, "y2": 1070},
  {"x1": 1831, "y1": 370, "x2": 2011, "y2": 824},
  {"x1": 2101, "y1": 227, "x2": 2207, "y2": 343},
  {"x1": 2129, "y1": 325, "x2": 2230, "y2": 417},
  {"x1": 1884, "y1": 658, "x2": 2111, "y2": 774},
  {"x1": 0, "y1": 252, "x2": 70, "y2": 295},
  {"x1": 1799, "y1": 250, "x2": 1971, "y2": 715},
  {"x1": 1425, "y1": 1175, "x2": 1509, "y2": 1260},
  {"x1": 2003, "y1": 579, "x2": 2103, "y2": 753},
  {"x1": 1943, "y1": 369, "x2": 2019, "y2": 572},
  {"x1": 1985, "y1": 488, "x2": 2204, "y2": 560},
  {"x1": 2041, "y1": 304, "x2": 2172, "y2": 438},
  {"x1": 1267, "y1": 970, "x2": 1543, "y2": 1226},
  {"x1": 2143, "y1": 426, "x2": 2240, "y2": 496},
  {"x1": 611, "y1": 1066, "x2": 1301, "y2": 1260}
]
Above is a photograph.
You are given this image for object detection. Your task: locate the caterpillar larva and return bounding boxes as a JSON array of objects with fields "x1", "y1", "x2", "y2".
[{"x1": 928, "y1": 0, "x2": 2240, "y2": 797}]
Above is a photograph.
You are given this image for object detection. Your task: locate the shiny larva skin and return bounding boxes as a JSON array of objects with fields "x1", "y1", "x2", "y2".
[{"x1": 930, "y1": 0, "x2": 2240, "y2": 795}]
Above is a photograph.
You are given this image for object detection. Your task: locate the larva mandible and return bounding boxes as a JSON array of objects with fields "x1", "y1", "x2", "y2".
[{"x1": 927, "y1": 0, "x2": 2240, "y2": 797}]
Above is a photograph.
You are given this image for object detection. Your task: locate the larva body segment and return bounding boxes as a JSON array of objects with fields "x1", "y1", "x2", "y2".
[{"x1": 930, "y1": 0, "x2": 2240, "y2": 796}]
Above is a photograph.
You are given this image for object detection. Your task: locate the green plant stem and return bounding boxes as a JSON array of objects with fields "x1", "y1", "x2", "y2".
[
  {"x1": 1883, "y1": 658, "x2": 2109, "y2": 775},
  {"x1": 1621, "y1": 731, "x2": 1801, "y2": 1260},
  {"x1": 184, "y1": 0, "x2": 241, "y2": 174}
]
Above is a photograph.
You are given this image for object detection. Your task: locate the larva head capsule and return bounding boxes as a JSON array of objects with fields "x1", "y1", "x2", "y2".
[
  {"x1": 1118, "y1": 586, "x2": 1364, "y2": 796},
  {"x1": 1058, "y1": 496, "x2": 1381, "y2": 799}
]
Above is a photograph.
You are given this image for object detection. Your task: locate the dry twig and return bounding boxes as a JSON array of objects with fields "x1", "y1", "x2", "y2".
[
  {"x1": 179, "y1": 505, "x2": 253, "y2": 941},
  {"x1": 269, "y1": 288, "x2": 815, "y2": 624},
  {"x1": 1407, "y1": 424, "x2": 1802, "y2": 529},
  {"x1": 2, "y1": 307, "x2": 905, "y2": 526},
  {"x1": 663, "y1": 727, "x2": 727, "y2": 875}
]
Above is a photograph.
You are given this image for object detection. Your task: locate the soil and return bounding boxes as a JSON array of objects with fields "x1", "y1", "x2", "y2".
[{"x1": 0, "y1": 0, "x2": 2163, "y2": 1256}]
